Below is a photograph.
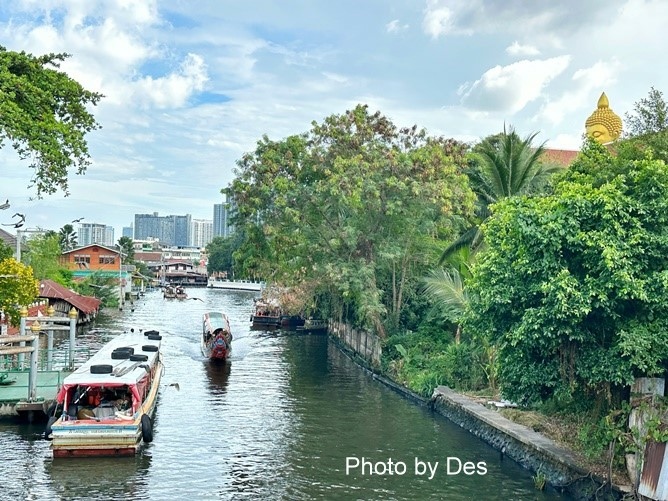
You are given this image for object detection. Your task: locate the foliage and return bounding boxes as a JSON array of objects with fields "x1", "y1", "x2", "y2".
[
  {"x1": 24, "y1": 233, "x2": 72, "y2": 284},
  {"x1": 624, "y1": 86, "x2": 668, "y2": 137},
  {"x1": 58, "y1": 224, "x2": 77, "y2": 252},
  {"x1": 619, "y1": 87, "x2": 668, "y2": 165},
  {"x1": 206, "y1": 235, "x2": 238, "y2": 277},
  {"x1": 73, "y1": 271, "x2": 119, "y2": 308},
  {"x1": 0, "y1": 46, "x2": 102, "y2": 197},
  {"x1": 439, "y1": 125, "x2": 564, "y2": 262},
  {"x1": 465, "y1": 139, "x2": 668, "y2": 405},
  {"x1": 383, "y1": 330, "x2": 487, "y2": 396},
  {"x1": 116, "y1": 236, "x2": 135, "y2": 263},
  {"x1": 0, "y1": 240, "x2": 12, "y2": 261},
  {"x1": 0, "y1": 257, "x2": 39, "y2": 325},
  {"x1": 227, "y1": 104, "x2": 475, "y2": 336}
]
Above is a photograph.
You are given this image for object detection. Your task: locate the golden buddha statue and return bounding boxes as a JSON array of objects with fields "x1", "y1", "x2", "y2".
[{"x1": 585, "y1": 92, "x2": 623, "y2": 144}]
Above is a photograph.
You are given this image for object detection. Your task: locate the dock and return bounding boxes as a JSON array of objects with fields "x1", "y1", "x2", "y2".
[
  {"x1": 0, "y1": 369, "x2": 71, "y2": 420},
  {"x1": 0, "y1": 306, "x2": 79, "y2": 421}
]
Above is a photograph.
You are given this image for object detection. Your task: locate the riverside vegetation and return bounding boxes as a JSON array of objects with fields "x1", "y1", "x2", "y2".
[{"x1": 215, "y1": 91, "x2": 668, "y2": 487}]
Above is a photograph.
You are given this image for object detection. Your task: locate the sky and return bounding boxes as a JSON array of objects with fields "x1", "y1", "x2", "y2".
[{"x1": 1, "y1": 0, "x2": 667, "y2": 240}]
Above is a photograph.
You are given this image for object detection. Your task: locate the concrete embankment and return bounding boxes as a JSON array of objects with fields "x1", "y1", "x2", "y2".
[
  {"x1": 328, "y1": 321, "x2": 632, "y2": 500},
  {"x1": 431, "y1": 386, "x2": 631, "y2": 500}
]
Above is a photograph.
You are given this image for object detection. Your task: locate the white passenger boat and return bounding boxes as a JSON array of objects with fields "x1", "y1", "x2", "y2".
[
  {"x1": 207, "y1": 277, "x2": 264, "y2": 292},
  {"x1": 46, "y1": 330, "x2": 164, "y2": 458}
]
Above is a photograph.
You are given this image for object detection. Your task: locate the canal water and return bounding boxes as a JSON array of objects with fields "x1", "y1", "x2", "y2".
[{"x1": 0, "y1": 288, "x2": 568, "y2": 500}]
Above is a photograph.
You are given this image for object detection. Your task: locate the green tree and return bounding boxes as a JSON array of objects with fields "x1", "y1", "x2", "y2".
[
  {"x1": 619, "y1": 87, "x2": 668, "y2": 164},
  {"x1": 464, "y1": 140, "x2": 668, "y2": 405},
  {"x1": 0, "y1": 257, "x2": 39, "y2": 325},
  {"x1": 116, "y1": 236, "x2": 135, "y2": 263},
  {"x1": 0, "y1": 46, "x2": 102, "y2": 197},
  {"x1": 229, "y1": 105, "x2": 475, "y2": 336},
  {"x1": 206, "y1": 236, "x2": 236, "y2": 277},
  {"x1": 58, "y1": 224, "x2": 77, "y2": 252},
  {"x1": 624, "y1": 86, "x2": 668, "y2": 136},
  {"x1": 25, "y1": 232, "x2": 71, "y2": 283},
  {"x1": 439, "y1": 126, "x2": 563, "y2": 262}
]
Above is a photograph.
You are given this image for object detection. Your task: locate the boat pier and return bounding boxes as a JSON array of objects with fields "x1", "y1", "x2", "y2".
[{"x1": 0, "y1": 306, "x2": 78, "y2": 421}]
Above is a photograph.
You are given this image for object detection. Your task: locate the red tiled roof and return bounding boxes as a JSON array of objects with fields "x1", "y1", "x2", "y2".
[
  {"x1": 38, "y1": 279, "x2": 102, "y2": 314},
  {"x1": 541, "y1": 148, "x2": 579, "y2": 167}
]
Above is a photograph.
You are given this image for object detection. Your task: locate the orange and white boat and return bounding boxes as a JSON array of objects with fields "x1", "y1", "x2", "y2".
[{"x1": 46, "y1": 330, "x2": 164, "y2": 458}]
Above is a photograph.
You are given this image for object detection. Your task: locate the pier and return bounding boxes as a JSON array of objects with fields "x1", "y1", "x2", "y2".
[{"x1": 0, "y1": 306, "x2": 78, "y2": 421}]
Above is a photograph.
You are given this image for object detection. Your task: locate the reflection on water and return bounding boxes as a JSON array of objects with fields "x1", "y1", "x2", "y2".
[
  {"x1": 0, "y1": 289, "x2": 568, "y2": 500},
  {"x1": 47, "y1": 455, "x2": 152, "y2": 500},
  {"x1": 205, "y1": 361, "x2": 231, "y2": 395}
]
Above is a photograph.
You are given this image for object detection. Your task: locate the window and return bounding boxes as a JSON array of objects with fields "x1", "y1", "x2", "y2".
[
  {"x1": 99, "y1": 255, "x2": 116, "y2": 265},
  {"x1": 74, "y1": 255, "x2": 91, "y2": 264}
]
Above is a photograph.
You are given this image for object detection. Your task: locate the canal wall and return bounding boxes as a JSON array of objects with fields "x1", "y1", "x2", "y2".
[
  {"x1": 328, "y1": 322, "x2": 631, "y2": 500},
  {"x1": 328, "y1": 321, "x2": 382, "y2": 367}
]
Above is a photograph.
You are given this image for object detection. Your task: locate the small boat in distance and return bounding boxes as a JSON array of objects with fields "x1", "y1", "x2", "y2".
[
  {"x1": 47, "y1": 330, "x2": 164, "y2": 458},
  {"x1": 175, "y1": 286, "x2": 188, "y2": 300},
  {"x1": 202, "y1": 312, "x2": 233, "y2": 362},
  {"x1": 250, "y1": 298, "x2": 281, "y2": 329},
  {"x1": 207, "y1": 276, "x2": 264, "y2": 292},
  {"x1": 163, "y1": 285, "x2": 177, "y2": 299}
]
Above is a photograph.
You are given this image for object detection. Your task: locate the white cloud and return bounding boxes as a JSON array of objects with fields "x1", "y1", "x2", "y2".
[
  {"x1": 535, "y1": 59, "x2": 621, "y2": 125},
  {"x1": 422, "y1": 0, "x2": 457, "y2": 39},
  {"x1": 506, "y1": 41, "x2": 540, "y2": 57},
  {"x1": 386, "y1": 19, "x2": 408, "y2": 34},
  {"x1": 460, "y1": 56, "x2": 571, "y2": 114},
  {"x1": 132, "y1": 53, "x2": 209, "y2": 109}
]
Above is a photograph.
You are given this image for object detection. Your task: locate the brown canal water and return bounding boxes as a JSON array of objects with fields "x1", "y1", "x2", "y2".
[{"x1": 0, "y1": 288, "x2": 569, "y2": 500}]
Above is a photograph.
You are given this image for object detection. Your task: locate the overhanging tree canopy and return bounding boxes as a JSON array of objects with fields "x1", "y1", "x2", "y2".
[{"x1": 0, "y1": 46, "x2": 102, "y2": 197}]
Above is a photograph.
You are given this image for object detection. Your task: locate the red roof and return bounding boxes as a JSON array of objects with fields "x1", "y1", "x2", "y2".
[
  {"x1": 541, "y1": 148, "x2": 579, "y2": 167},
  {"x1": 38, "y1": 279, "x2": 102, "y2": 314}
]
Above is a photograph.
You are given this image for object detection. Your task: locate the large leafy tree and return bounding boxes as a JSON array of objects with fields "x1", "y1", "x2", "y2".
[
  {"x1": 0, "y1": 46, "x2": 102, "y2": 197},
  {"x1": 464, "y1": 139, "x2": 668, "y2": 405},
  {"x1": 228, "y1": 105, "x2": 475, "y2": 336}
]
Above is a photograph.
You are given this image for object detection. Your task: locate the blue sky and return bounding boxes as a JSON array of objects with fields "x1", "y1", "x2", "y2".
[{"x1": 1, "y1": 0, "x2": 667, "y2": 240}]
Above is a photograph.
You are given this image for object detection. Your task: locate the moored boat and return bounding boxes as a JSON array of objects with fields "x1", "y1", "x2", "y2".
[
  {"x1": 201, "y1": 312, "x2": 233, "y2": 361},
  {"x1": 207, "y1": 277, "x2": 265, "y2": 292},
  {"x1": 250, "y1": 298, "x2": 281, "y2": 329},
  {"x1": 46, "y1": 330, "x2": 164, "y2": 458}
]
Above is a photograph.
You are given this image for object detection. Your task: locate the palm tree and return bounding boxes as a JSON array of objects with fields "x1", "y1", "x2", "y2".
[
  {"x1": 58, "y1": 224, "x2": 77, "y2": 252},
  {"x1": 439, "y1": 125, "x2": 563, "y2": 263},
  {"x1": 423, "y1": 267, "x2": 468, "y2": 343}
]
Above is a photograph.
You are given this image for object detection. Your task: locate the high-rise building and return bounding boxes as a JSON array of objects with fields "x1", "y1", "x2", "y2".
[
  {"x1": 173, "y1": 214, "x2": 192, "y2": 247},
  {"x1": 191, "y1": 219, "x2": 213, "y2": 248},
  {"x1": 134, "y1": 213, "x2": 193, "y2": 247},
  {"x1": 78, "y1": 223, "x2": 115, "y2": 247},
  {"x1": 122, "y1": 225, "x2": 133, "y2": 238},
  {"x1": 213, "y1": 194, "x2": 236, "y2": 238}
]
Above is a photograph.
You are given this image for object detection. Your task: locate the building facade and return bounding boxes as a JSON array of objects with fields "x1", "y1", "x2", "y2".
[
  {"x1": 191, "y1": 219, "x2": 213, "y2": 248},
  {"x1": 213, "y1": 197, "x2": 236, "y2": 238},
  {"x1": 78, "y1": 223, "x2": 115, "y2": 247},
  {"x1": 134, "y1": 212, "x2": 192, "y2": 247}
]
